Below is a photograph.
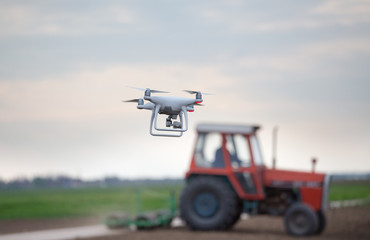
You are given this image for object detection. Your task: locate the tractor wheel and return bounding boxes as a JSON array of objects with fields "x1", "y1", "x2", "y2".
[
  {"x1": 315, "y1": 210, "x2": 326, "y2": 234},
  {"x1": 284, "y1": 203, "x2": 319, "y2": 236},
  {"x1": 180, "y1": 177, "x2": 240, "y2": 230},
  {"x1": 227, "y1": 198, "x2": 243, "y2": 229}
]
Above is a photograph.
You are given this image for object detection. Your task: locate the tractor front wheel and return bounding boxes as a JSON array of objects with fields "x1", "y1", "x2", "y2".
[
  {"x1": 315, "y1": 210, "x2": 326, "y2": 234},
  {"x1": 284, "y1": 203, "x2": 319, "y2": 236},
  {"x1": 180, "y1": 177, "x2": 240, "y2": 230}
]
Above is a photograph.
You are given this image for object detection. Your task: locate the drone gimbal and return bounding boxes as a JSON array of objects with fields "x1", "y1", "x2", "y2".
[{"x1": 149, "y1": 104, "x2": 188, "y2": 137}]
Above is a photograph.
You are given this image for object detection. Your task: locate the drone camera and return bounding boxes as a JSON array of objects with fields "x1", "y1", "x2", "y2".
[
  {"x1": 173, "y1": 121, "x2": 182, "y2": 129},
  {"x1": 166, "y1": 118, "x2": 172, "y2": 127},
  {"x1": 166, "y1": 115, "x2": 183, "y2": 129}
]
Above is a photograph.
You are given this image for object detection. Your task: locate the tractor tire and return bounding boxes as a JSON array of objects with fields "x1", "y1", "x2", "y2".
[
  {"x1": 227, "y1": 198, "x2": 243, "y2": 229},
  {"x1": 180, "y1": 176, "x2": 240, "y2": 230},
  {"x1": 315, "y1": 210, "x2": 326, "y2": 234},
  {"x1": 284, "y1": 203, "x2": 319, "y2": 236}
]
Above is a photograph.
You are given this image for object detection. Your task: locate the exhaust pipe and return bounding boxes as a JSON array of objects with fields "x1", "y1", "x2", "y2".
[{"x1": 272, "y1": 126, "x2": 278, "y2": 169}]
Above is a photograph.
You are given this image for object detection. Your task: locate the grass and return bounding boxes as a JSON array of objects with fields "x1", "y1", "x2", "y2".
[
  {"x1": 0, "y1": 185, "x2": 182, "y2": 219},
  {"x1": 329, "y1": 181, "x2": 370, "y2": 202},
  {"x1": 0, "y1": 181, "x2": 369, "y2": 220}
]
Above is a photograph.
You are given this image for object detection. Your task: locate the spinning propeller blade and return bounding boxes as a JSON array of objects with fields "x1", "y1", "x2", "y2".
[
  {"x1": 183, "y1": 90, "x2": 198, "y2": 94},
  {"x1": 150, "y1": 89, "x2": 169, "y2": 93},
  {"x1": 127, "y1": 86, "x2": 146, "y2": 91},
  {"x1": 183, "y1": 90, "x2": 213, "y2": 95},
  {"x1": 123, "y1": 99, "x2": 141, "y2": 103},
  {"x1": 194, "y1": 103, "x2": 204, "y2": 106},
  {"x1": 127, "y1": 86, "x2": 169, "y2": 93}
]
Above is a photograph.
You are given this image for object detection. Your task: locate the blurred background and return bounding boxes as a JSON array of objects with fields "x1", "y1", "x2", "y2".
[
  {"x1": 0, "y1": 0, "x2": 369, "y2": 183},
  {"x1": 0, "y1": 1, "x2": 370, "y2": 239}
]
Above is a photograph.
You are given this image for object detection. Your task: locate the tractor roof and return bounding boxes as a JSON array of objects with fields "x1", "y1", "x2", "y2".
[{"x1": 196, "y1": 123, "x2": 260, "y2": 134}]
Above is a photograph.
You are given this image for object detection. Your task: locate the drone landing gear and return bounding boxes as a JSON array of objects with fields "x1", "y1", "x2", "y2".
[{"x1": 150, "y1": 105, "x2": 188, "y2": 137}]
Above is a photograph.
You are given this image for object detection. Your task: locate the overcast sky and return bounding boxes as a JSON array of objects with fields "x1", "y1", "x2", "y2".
[{"x1": 1, "y1": 0, "x2": 369, "y2": 181}]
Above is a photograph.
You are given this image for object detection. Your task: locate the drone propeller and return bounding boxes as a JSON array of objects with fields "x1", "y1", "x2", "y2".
[
  {"x1": 127, "y1": 86, "x2": 169, "y2": 93},
  {"x1": 123, "y1": 99, "x2": 141, "y2": 103},
  {"x1": 194, "y1": 103, "x2": 204, "y2": 106},
  {"x1": 123, "y1": 98, "x2": 145, "y2": 105},
  {"x1": 183, "y1": 90, "x2": 198, "y2": 94},
  {"x1": 183, "y1": 90, "x2": 213, "y2": 95}
]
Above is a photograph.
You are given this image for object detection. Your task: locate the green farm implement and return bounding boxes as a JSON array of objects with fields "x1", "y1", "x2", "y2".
[{"x1": 105, "y1": 189, "x2": 177, "y2": 229}]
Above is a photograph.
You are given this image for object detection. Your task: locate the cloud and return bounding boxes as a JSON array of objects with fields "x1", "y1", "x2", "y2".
[
  {"x1": 0, "y1": 58, "x2": 369, "y2": 179},
  {"x1": 238, "y1": 37, "x2": 370, "y2": 73},
  {"x1": 2, "y1": 34, "x2": 368, "y2": 124},
  {"x1": 313, "y1": 0, "x2": 370, "y2": 19},
  {"x1": 1, "y1": 30, "x2": 369, "y2": 125},
  {"x1": 304, "y1": 37, "x2": 370, "y2": 58},
  {"x1": 0, "y1": 1, "x2": 138, "y2": 36},
  {"x1": 1, "y1": 0, "x2": 369, "y2": 179},
  {"x1": 0, "y1": 63, "x2": 236, "y2": 122},
  {"x1": 197, "y1": 0, "x2": 370, "y2": 33}
]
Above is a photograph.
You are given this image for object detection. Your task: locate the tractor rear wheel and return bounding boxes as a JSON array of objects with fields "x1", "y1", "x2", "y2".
[
  {"x1": 227, "y1": 198, "x2": 243, "y2": 229},
  {"x1": 284, "y1": 203, "x2": 319, "y2": 236},
  {"x1": 180, "y1": 177, "x2": 240, "y2": 230}
]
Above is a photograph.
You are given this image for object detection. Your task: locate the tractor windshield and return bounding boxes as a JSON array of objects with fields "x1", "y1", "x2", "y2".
[
  {"x1": 250, "y1": 135, "x2": 264, "y2": 165},
  {"x1": 194, "y1": 132, "x2": 264, "y2": 168},
  {"x1": 225, "y1": 134, "x2": 251, "y2": 168}
]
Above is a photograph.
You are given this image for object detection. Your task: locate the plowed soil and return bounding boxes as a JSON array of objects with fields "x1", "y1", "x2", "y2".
[{"x1": 1, "y1": 206, "x2": 369, "y2": 240}]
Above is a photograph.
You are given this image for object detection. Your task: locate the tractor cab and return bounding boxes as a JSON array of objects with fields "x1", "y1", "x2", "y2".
[
  {"x1": 186, "y1": 124, "x2": 265, "y2": 200},
  {"x1": 194, "y1": 126, "x2": 263, "y2": 169}
]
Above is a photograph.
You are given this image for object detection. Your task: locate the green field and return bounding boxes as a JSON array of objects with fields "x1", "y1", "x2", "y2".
[
  {"x1": 329, "y1": 181, "x2": 370, "y2": 202},
  {"x1": 0, "y1": 185, "x2": 182, "y2": 219},
  {"x1": 0, "y1": 181, "x2": 369, "y2": 220}
]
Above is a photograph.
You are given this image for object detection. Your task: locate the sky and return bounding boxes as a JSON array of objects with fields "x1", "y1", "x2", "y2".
[{"x1": 0, "y1": 0, "x2": 369, "y2": 181}]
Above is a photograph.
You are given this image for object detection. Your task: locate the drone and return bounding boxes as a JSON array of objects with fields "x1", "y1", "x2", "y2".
[{"x1": 124, "y1": 87, "x2": 209, "y2": 137}]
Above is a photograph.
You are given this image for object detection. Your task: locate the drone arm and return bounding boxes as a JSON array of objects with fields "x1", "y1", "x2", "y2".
[{"x1": 138, "y1": 102, "x2": 155, "y2": 110}]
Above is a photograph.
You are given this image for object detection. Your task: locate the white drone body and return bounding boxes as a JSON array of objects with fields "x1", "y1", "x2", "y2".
[{"x1": 125, "y1": 88, "x2": 206, "y2": 137}]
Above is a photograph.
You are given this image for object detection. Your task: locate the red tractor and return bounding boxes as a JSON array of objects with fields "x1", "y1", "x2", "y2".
[{"x1": 180, "y1": 123, "x2": 330, "y2": 236}]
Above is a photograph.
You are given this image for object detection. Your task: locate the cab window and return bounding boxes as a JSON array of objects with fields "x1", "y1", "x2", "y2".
[
  {"x1": 195, "y1": 133, "x2": 224, "y2": 168},
  {"x1": 226, "y1": 134, "x2": 251, "y2": 168}
]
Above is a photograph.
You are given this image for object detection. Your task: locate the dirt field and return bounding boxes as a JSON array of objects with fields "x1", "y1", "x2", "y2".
[
  {"x1": 0, "y1": 217, "x2": 101, "y2": 235},
  {"x1": 1, "y1": 206, "x2": 369, "y2": 240}
]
